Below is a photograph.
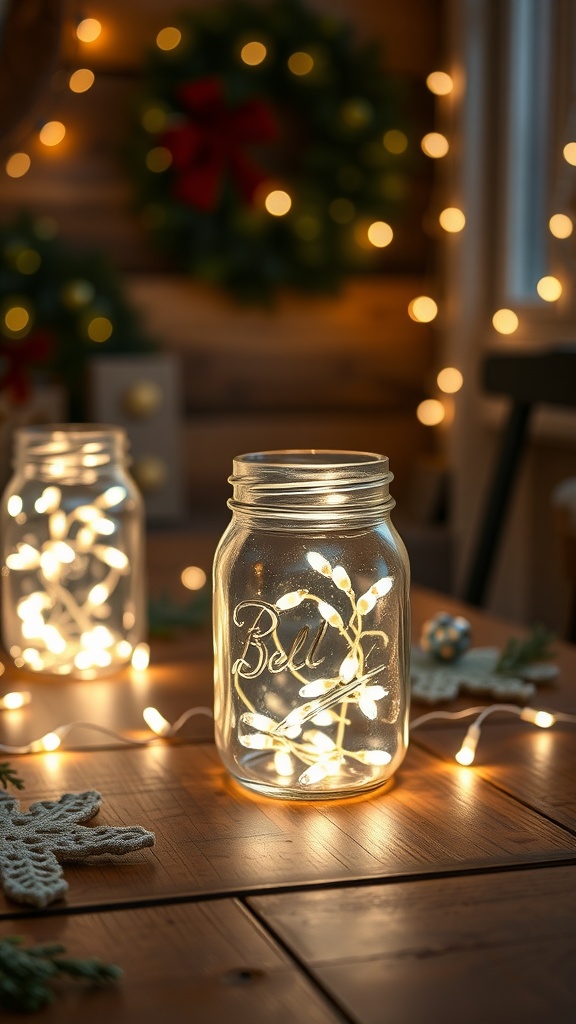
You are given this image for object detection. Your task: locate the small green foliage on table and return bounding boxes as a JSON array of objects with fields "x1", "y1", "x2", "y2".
[
  {"x1": 495, "y1": 624, "x2": 556, "y2": 674},
  {"x1": 0, "y1": 937, "x2": 122, "y2": 1013},
  {"x1": 0, "y1": 762, "x2": 24, "y2": 790}
]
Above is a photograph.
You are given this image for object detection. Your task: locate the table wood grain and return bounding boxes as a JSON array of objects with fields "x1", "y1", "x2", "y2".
[
  {"x1": 249, "y1": 864, "x2": 576, "y2": 1024},
  {"x1": 1, "y1": 531, "x2": 575, "y2": 1023},
  {"x1": 0, "y1": 899, "x2": 346, "y2": 1024},
  {"x1": 1, "y1": 741, "x2": 575, "y2": 921}
]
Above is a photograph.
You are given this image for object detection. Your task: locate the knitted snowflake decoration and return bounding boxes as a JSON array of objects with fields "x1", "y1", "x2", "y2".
[
  {"x1": 411, "y1": 646, "x2": 539, "y2": 704},
  {"x1": 0, "y1": 790, "x2": 155, "y2": 908}
]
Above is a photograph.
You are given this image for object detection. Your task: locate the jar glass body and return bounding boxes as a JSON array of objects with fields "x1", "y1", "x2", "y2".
[
  {"x1": 213, "y1": 450, "x2": 410, "y2": 800},
  {"x1": 1, "y1": 425, "x2": 145, "y2": 678}
]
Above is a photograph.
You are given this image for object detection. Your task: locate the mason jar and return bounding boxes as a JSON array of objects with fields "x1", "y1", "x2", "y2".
[
  {"x1": 1, "y1": 424, "x2": 145, "y2": 678},
  {"x1": 213, "y1": 450, "x2": 410, "y2": 800}
]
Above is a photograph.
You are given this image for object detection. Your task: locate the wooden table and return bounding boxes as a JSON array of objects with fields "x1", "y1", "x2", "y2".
[{"x1": 1, "y1": 531, "x2": 575, "y2": 1023}]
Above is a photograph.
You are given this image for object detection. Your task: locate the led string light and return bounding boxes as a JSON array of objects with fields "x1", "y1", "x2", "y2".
[
  {"x1": 411, "y1": 703, "x2": 576, "y2": 766},
  {"x1": 4, "y1": 476, "x2": 148, "y2": 677},
  {"x1": 0, "y1": 705, "x2": 213, "y2": 755},
  {"x1": 230, "y1": 549, "x2": 396, "y2": 788},
  {"x1": 4, "y1": 12, "x2": 102, "y2": 180},
  {"x1": 2, "y1": 689, "x2": 573, "y2": 769}
]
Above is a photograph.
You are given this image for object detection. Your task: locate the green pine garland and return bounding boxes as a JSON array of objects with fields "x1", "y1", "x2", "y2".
[
  {"x1": 132, "y1": 0, "x2": 422, "y2": 301},
  {"x1": 0, "y1": 214, "x2": 155, "y2": 418}
]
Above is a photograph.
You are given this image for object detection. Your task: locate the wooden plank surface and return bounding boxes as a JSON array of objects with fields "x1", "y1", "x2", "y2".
[
  {"x1": 413, "y1": 723, "x2": 576, "y2": 833},
  {"x1": 1, "y1": 741, "x2": 575, "y2": 920},
  {"x1": 0, "y1": 898, "x2": 345, "y2": 1024},
  {"x1": 249, "y1": 864, "x2": 576, "y2": 1024}
]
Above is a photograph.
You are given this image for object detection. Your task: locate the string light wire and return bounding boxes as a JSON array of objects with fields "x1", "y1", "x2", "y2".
[
  {"x1": 411, "y1": 703, "x2": 576, "y2": 765},
  {"x1": 1, "y1": 694, "x2": 575, "y2": 763}
]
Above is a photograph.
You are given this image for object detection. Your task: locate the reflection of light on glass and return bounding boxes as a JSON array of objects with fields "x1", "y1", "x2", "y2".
[
  {"x1": 421, "y1": 132, "x2": 449, "y2": 158},
  {"x1": 367, "y1": 221, "x2": 393, "y2": 247},
  {"x1": 426, "y1": 71, "x2": 454, "y2": 95},
  {"x1": 536, "y1": 276, "x2": 562, "y2": 301},
  {"x1": 156, "y1": 26, "x2": 181, "y2": 50},
  {"x1": 408, "y1": 296, "x2": 438, "y2": 322},
  {"x1": 6, "y1": 152, "x2": 30, "y2": 178},
  {"x1": 265, "y1": 190, "x2": 292, "y2": 216},
  {"x1": 549, "y1": 214, "x2": 573, "y2": 238},
  {"x1": 416, "y1": 399, "x2": 445, "y2": 426},
  {"x1": 437, "y1": 367, "x2": 463, "y2": 393},
  {"x1": 492, "y1": 308, "x2": 519, "y2": 334},
  {"x1": 439, "y1": 207, "x2": 466, "y2": 232},
  {"x1": 241, "y1": 41, "x2": 267, "y2": 65}
]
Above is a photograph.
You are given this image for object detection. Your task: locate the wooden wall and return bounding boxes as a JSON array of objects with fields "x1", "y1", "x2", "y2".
[{"x1": 0, "y1": 0, "x2": 444, "y2": 518}]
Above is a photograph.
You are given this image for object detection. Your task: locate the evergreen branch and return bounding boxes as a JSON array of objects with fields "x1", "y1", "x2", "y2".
[
  {"x1": 0, "y1": 937, "x2": 121, "y2": 1013},
  {"x1": 495, "y1": 624, "x2": 556, "y2": 674},
  {"x1": 0, "y1": 762, "x2": 25, "y2": 790}
]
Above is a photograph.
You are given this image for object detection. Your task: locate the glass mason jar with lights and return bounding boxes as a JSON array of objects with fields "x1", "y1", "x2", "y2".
[
  {"x1": 213, "y1": 450, "x2": 410, "y2": 800},
  {"x1": 0, "y1": 425, "x2": 145, "y2": 678}
]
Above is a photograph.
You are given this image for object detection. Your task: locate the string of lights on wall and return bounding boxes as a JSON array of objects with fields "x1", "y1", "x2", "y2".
[{"x1": 2, "y1": 10, "x2": 575, "y2": 426}]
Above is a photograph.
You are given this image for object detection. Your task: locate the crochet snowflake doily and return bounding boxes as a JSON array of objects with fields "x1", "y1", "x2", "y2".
[
  {"x1": 0, "y1": 790, "x2": 155, "y2": 908},
  {"x1": 410, "y1": 646, "x2": 557, "y2": 704}
]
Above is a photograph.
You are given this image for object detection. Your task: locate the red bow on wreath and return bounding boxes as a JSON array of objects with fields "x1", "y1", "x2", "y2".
[
  {"x1": 161, "y1": 77, "x2": 277, "y2": 212},
  {"x1": 0, "y1": 329, "x2": 53, "y2": 403}
]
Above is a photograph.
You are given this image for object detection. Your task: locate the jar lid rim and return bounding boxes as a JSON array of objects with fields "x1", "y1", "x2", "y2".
[{"x1": 234, "y1": 449, "x2": 388, "y2": 470}]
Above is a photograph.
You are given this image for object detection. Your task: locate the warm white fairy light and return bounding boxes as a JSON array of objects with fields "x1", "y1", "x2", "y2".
[
  {"x1": 426, "y1": 71, "x2": 454, "y2": 96},
  {"x1": 492, "y1": 308, "x2": 519, "y2": 334},
  {"x1": 6, "y1": 152, "x2": 31, "y2": 178},
  {"x1": 536, "y1": 275, "x2": 562, "y2": 301},
  {"x1": 549, "y1": 213, "x2": 573, "y2": 239},
  {"x1": 2, "y1": 474, "x2": 141, "y2": 675},
  {"x1": 77, "y1": 18, "x2": 102, "y2": 42},
  {"x1": 408, "y1": 296, "x2": 438, "y2": 323},
  {"x1": 411, "y1": 703, "x2": 576, "y2": 767},
  {"x1": 156, "y1": 26, "x2": 182, "y2": 51},
  {"x1": 39, "y1": 122, "x2": 66, "y2": 147},
  {"x1": 421, "y1": 132, "x2": 449, "y2": 158},
  {"x1": 143, "y1": 706, "x2": 171, "y2": 736},
  {"x1": 265, "y1": 190, "x2": 292, "y2": 216},
  {"x1": 231, "y1": 551, "x2": 398, "y2": 789},
  {"x1": 437, "y1": 367, "x2": 463, "y2": 393},
  {"x1": 131, "y1": 642, "x2": 150, "y2": 671},
  {"x1": 241, "y1": 41, "x2": 267, "y2": 66},
  {"x1": 0, "y1": 691, "x2": 31, "y2": 710}
]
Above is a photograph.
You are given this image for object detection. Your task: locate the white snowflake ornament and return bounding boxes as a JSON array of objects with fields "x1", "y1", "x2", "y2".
[
  {"x1": 411, "y1": 646, "x2": 539, "y2": 704},
  {"x1": 0, "y1": 789, "x2": 155, "y2": 908}
]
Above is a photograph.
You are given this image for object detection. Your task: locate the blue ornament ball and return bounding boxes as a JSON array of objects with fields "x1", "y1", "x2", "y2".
[{"x1": 419, "y1": 611, "x2": 472, "y2": 662}]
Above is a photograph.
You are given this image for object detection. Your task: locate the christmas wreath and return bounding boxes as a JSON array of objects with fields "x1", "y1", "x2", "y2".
[
  {"x1": 132, "y1": 0, "x2": 417, "y2": 301},
  {"x1": 0, "y1": 215, "x2": 154, "y2": 417}
]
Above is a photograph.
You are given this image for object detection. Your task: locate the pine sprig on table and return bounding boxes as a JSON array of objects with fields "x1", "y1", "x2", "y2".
[
  {"x1": 0, "y1": 937, "x2": 122, "y2": 1013},
  {"x1": 495, "y1": 624, "x2": 556, "y2": 674},
  {"x1": 0, "y1": 761, "x2": 25, "y2": 790}
]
